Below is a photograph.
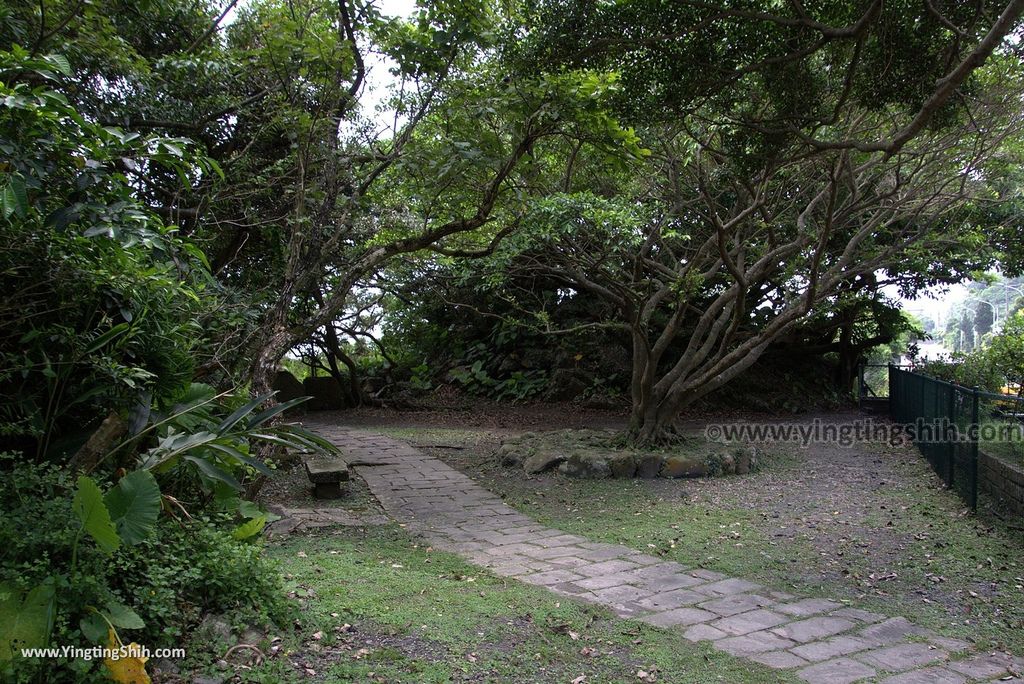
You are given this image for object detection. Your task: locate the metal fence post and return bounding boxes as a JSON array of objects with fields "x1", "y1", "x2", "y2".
[
  {"x1": 888, "y1": 363, "x2": 896, "y2": 420},
  {"x1": 970, "y1": 387, "x2": 980, "y2": 511},
  {"x1": 946, "y1": 386, "x2": 955, "y2": 488},
  {"x1": 858, "y1": 362, "x2": 865, "y2": 410}
]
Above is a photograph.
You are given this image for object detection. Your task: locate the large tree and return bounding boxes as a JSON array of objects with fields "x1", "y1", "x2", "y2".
[
  {"x1": 1, "y1": 0, "x2": 641, "y2": 395},
  {"x1": 474, "y1": 0, "x2": 1024, "y2": 441}
]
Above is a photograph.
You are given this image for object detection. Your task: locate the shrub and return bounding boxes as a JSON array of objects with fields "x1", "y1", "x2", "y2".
[{"x1": 0, "y1": 456, "x2": 287, "y2": 682}]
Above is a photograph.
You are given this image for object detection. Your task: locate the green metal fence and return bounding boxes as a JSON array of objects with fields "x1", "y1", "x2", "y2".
[
  {"x1": 888, "y1": 366, "x2": 979, "y2": 509},
  {"x1": 887, "y1": 365, "x2": 1024, "y2": 513}
]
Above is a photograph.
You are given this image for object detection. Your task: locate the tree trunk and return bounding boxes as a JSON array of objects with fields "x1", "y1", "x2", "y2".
[{"x1": 249, "y1": 327, "x2": 294, "y2": 398}]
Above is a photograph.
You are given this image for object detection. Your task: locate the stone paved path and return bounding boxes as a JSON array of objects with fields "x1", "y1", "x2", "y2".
[{"x1": 305, "y1": 420, "x2": 1024, "y2": 684}]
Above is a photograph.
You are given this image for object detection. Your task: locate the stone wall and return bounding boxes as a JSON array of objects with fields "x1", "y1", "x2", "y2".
[{"x1": 979, "y1": 451, "x2": 1024, "y2": 518}]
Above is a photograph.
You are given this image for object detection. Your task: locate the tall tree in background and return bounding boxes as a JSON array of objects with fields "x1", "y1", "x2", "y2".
[
  {"x1": 0, "y1": 0, "x2": 641, "y2": 394},
  {"x1": 487, "y1": 0, "x2": 1024, "y2": 441}
]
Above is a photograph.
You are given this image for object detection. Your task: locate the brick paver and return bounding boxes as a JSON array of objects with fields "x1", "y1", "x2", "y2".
[{"x1": 306, "y1": 421, "x2": 1024, "y2": 682}]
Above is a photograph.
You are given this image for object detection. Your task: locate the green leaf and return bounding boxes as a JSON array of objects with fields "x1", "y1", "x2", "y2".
[
  {"x1": 1, "y1": 184, "x2": 16, "y2": 219},
  {"x1": 206, "y1": 442, "x2": 273, "y2": 476},
  {"x1": 47, "y1": 54, "x2": 72, "y2": 76},
  {"x1": 72, "y1": 476, "x2": 121, "y2": 554},
  {"x1": 0, "y1": 580, "x2": 56, "y2": 660},
  {"x1": 104, "y1": 470, "x2": 161, "y2": 545},
  {"x1": 79, "y1": 612, "x2": 108, "y2": 644},
  {"x1": 216, "y1": 394, "x2": 267, "y2": 435},
  {"x1": 246, "y1": 395, "x2": 310, "y2": 427},
  {"x1": 104, "y1": 601, "x2": 145, "y2": 630},
  {"x1": 184, "y1": 454, "x2": 242, "y2": 490},
  {"x1": 232, "y1": 515, "x2": 266, "y2": 540},
  {"x1": 85, "y1": 322, "x2": 131, "y2": 354}
]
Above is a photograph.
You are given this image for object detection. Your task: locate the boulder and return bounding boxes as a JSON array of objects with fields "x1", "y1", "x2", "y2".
[
  {"x1": 272, "y1": 370, "x2": 306, "y2": 404},
  {"x1": 523, "y1": 450, "x2": 567, "y2": 474},
  {"x1": 706, "y1": 450, "x2": 736, "y2": 476},
  {"x1": 734, "y1": 445, "x2": 760, "y2": 474},
  {"x1": 496, "y1": 442, "x2": 523, "y2": 468},
  {"x1": 543, "y1": 368, "x2": 590, "y2": 402},
  {"x1": 559, "y1": 452, "x2": 611, "y2": 478},
  {"x1": 196, "y1": 614, "x2": 234, "y2": 643},
  {"x1": 636, "y1": 454, "x2": 663, "y2": 479},
  {"x1": 609, "y1": 453, "x2": 638, "y2": 478},
  {"x1": 660, "y1": 454, "x2": 707, "y2": 479},
  {"x1": 302, "y1": 376, "x2": 346, "y2": 410}
]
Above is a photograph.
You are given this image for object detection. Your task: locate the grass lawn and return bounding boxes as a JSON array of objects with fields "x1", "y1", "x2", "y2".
[{"x1": 186, "y1": 525, "x2": 797, "y2": 683}]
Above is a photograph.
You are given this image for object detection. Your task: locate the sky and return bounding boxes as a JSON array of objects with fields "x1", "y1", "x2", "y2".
[{"x1": 896, "y1": 283, "x2": 967, "y2": 328}]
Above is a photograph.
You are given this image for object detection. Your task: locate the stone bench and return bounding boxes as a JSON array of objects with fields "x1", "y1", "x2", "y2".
[{"x1": 304, "y1": 458, "x2": 351, "y2": 499}]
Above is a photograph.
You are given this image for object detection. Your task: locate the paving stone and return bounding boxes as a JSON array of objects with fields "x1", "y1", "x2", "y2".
[
  {"x1": 713, "y1": 609, "x2": 790, "y2": 636},
  {"x1": 533, "y1": 534, "x2": 588, "y2": 547},
  {"x1": 858, "y1": 617, "x2": 930, "y2": 645},
  {"x1": 634, "y1": 562, "x2": 687, "y2": 578},
  {"x1": 637, "y1": 588, "x2": 705, "y2": 612},
  {"x1": 797, "y1": 658, "x2": 876, "y2": 684},
  {"x1": 855, "y1": 642, "x2": 947, "y2": 671},
  {"x1": 694, "y1": 577, "x2": 763, "y2": 596},
  {"x1": 546, "y1": 556, "x2": 594, "y2": 569},
  {"x1": 699, "y1": 593, "x2": 775, "y2": 617},
  {"x1": 483, "y1": 543, "x2": 543, "y2": 557},
  {"x1": 689, "y1": 568, "x2": 729, "y2": 581},
  {"x1": 682, "y1": 624, "x2": 729, "y2": 642},
  {"x1": 947, "y1": 654, "x2": 1012, "y2": 679},
  {"x1": 830, "y1": 608, "x2": 886, "y2": 624},
  {"x1": 926, "y1": 635, "x2": 971, "y2": 653},
  {"x1": 790, "y1": 635, "x2": 876, "y2": 662},
  {"x1": 579, "y1": 541, "x2": 622, "y2": 552},
  {"x1": 486, "y1": 562, "x2": 532, "y2": 576},
  {"x1": 777, "y1": 598, "x2": 843, "y2": 617},
  {"x1": 878, "y1": 667, "x2": 966, "y2": 684},
  {"x1": 590, "y1": 585, "x2": 650, "y2": 604},
  {"x1": 518, "y1": 569, "x2": 583, "y2": 586},
  {"x1": 548, "y1": 582, "x2": 592, "y2": 595},
  {"x1": 639, "y1": 607, "x2": 718, "y2": 628},
  {"x1": 573, "y1": 573, "x2": 638, "y2": 590},
  {"x1": 715, "y1": 630, "x2": 796, "y2": 656},
  {"x1": 575, "y1": 560, "x2": 640, "y2": 577},
  {"x1": 772, "y1": 617, "x2": 856, "y2": 643},
  {"x1": 608, "y1": 601, "x2": 649, "y2": 618},
  {"x1": 520, "y1": 545, "x2": 586, "y2": 560},
  {"x1": 750, "y1": 650, "x2": 809, "y2": 669},
  {"x1": 638, "y1": 574, "x2": 704, "y2": 592}
]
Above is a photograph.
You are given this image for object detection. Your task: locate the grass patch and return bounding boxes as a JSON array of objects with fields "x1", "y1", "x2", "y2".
[{"x1": 201, "y1": 525, "x2": 798, "y2": 683}]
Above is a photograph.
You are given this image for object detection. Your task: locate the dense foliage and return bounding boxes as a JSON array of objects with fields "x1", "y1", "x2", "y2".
[{"x1": 0, "y1": 50, "x2": 330, "y2": 682}]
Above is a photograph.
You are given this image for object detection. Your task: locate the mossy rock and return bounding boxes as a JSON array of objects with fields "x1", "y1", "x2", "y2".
[
  {"x1": 733, "y1": 445, "x2": 761, "y2": 474},
  {"x1": 523, "y1": 450, "x2": 567, "y2": 474},
  {"x1": 609, "y1": 453, "x2": 637, "y2": 478},
  {"x1": 637, "y1": 454, "x2": 663, "y2": 479},
  {"x1": 559, "y1": 452, "x2": 611, "y2": 478},
  {"x1": 705, "y1": 451, "x2": 736, "y2": 476},
  {"x1": 660, "y1": 454, "x2": 707, "y2": 478},
  {"x1": 496, "y1": 442, "x2": 523, "y2": 468}
]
